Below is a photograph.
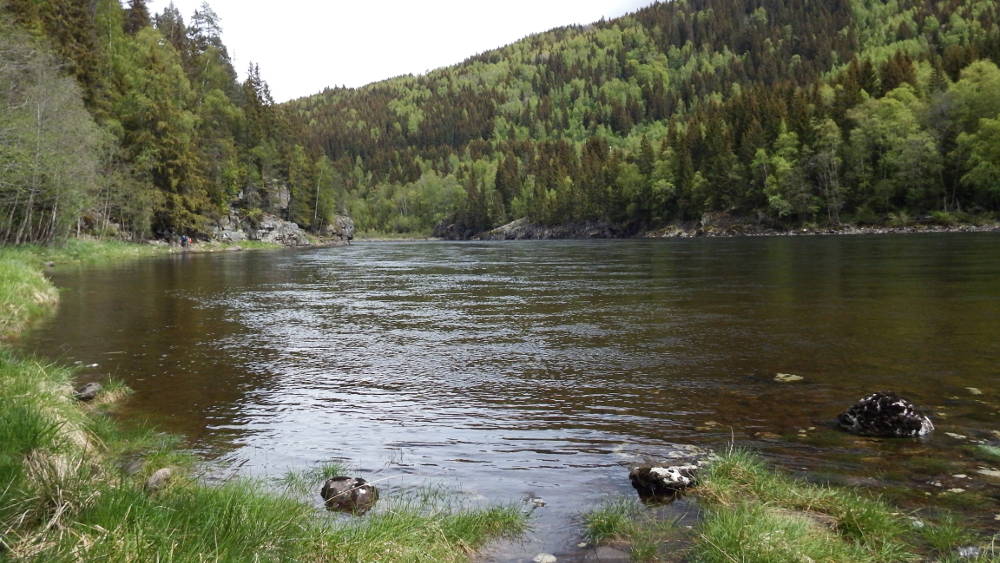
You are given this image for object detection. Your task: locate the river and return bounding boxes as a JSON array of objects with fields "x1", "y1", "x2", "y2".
[{"x1": 22, "y1": 234, "x2": 1000, "y2": 559}]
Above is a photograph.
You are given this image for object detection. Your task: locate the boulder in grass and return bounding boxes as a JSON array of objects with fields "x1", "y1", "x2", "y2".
[
  {"x1": 74, "y1": 382, "x2": 102, "y2": 402},
  {"x1": 320, "y1": 476, "x2": 379, "y2": 514},
  {"x1": 837, "y1": 391, "x2": 934, "y2": 437}
]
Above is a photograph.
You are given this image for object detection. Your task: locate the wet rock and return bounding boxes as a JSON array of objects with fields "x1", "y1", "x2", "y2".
[
  {"x1": 527, "y1": 496, "x2": 546, "y2": 508},
  {"x1": 532, "y1": 553, "x2": 557, "y2": 563},
  {"x1": 966, "y1": 387, "x2": 983, "y2": 395},
  {"x1": 320, "y1": 476, "x2": 379, "y2": 515},
  {"x1": 74, "y1": 382, "x2": 102, "y2": 402},
  {"x1": 619, "y1": 444, "x2": 712, "y2": 501},
  {"x1": 837, "y1": 392, "x2": 934, "y2": 437},
  {"x1": 44, "y1": 261, "x2": 55, "y2": 268},
  {"x1": 629, "y1": 464, "x2": 700, "y2": 499},
  {"x1": 145, "y1": 467, "x2": 174, "y2": 492}
]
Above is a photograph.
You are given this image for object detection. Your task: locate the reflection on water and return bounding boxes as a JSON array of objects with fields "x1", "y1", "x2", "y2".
[{"x1": 23, "y1": 235, "x2": 1000, "y2": 558}]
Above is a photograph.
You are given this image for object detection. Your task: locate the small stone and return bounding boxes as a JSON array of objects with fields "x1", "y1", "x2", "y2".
[
  {"x1": 808, "y1": 427, "x2": 816, "y2": 431},
  {"x1": 528, "y1": 496, "x2": 546, "y2": 507},
  {"x1": 966, "y1": 387, "x2": 983, "y2": 395},
  {"x1": 533, "y1": 553, "x2": 557, "y2": 563},
  {"x1": 976, "y1": 468, "x2": 1000, "y2": 479},
  {"x1": 774, "y1": 373, "x2": 804, "y2": 383},
  {"x1": 952, "y1": 474, "x2": 967, "y2": 479},
  {"x1": 577, "y1": 542, "x2": 588, "y2": 548},
  {"x1": 145, "y1": 467, "x2": 174, "y2": 492},
  {"x1": 945, "y1": 488, "x2": 965, "y2": 494},
  {"x1": 44, "y1": 261, "x2": 55, "y2": 267},
  {"x1": 74, "y1": 382, "x2": 102, "y2": 402},
  {"x1": 957, "y1": 546, "x2": 981, "y2": 559},
  {"x1": 945, "y1": 432, "x2": 967, "y2": 440},
  {"x1": 909, "y1": 517, "x2": 925, "y2": 529},
  {"x1": 994, "y1": 514, "x2": 1000, "y2": 521}
]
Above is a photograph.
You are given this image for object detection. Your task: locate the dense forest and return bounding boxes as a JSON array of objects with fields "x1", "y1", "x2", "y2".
[
  {"x1": 3, "y1": 0, "x2": 1000, "y2": 242},
  {"x1": 0, "y1": 0, "x2": 334, "y2": 243}
]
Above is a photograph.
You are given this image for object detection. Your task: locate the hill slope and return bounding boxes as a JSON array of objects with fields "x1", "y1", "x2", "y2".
[{"x1": 289, "y1": 0, "x2": 1000, "y2": 236}]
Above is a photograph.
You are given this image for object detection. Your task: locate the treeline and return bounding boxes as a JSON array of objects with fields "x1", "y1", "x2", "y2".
[
  {"x1": 289, "y1": 0, "x2": 1000, "y2": 235},
  {"x1": 3, "y1": 0, "x2": 1000, "y2": 242},
  {"x1": 0, "y1": 0, "x2": 343, "y2": 243}
]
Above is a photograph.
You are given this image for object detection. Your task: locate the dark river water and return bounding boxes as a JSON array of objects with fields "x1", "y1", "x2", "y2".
[{"x1": 23, "y1": 235, "x2": 1000, "y2": 558}]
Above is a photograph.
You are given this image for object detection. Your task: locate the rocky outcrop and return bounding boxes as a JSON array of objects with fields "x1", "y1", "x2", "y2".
[
  {"x1": 323, "y1": 215, "x2": 355, "y2": 242},
  {"x1": 320, "y1": 476, "x2": 379, "y2": 514},
  {"x1": 254, "y1": 214, "x2": 310, "y2": 246},
  {"x1": 472, "y1": 217, "x2": 623, "y2": 240},
  {"x1": 212, "y1": 211, "x2": 310, "y2": 246},
  {"x1": 837, "y1": 391, "x2": 934, "y2": 437}
]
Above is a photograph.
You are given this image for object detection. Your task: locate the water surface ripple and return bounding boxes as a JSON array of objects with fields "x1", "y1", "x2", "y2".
[{"x1": 24, "y1": 236, "x2": 1000, "y2": 558}]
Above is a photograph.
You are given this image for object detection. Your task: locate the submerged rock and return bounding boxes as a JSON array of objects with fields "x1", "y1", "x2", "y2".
[
  {"x1": 73, "y1": 382, "x2": 102, "y2": 402},
  {"x1": 837, "y1": 391, "x2": 934, "y2": 437},
  {"x1": 320, "y1": 476, "x2": 379, "y2": 515},
  {"x1": 774, "y1": 373, "x2": 804, "y2": 383}
]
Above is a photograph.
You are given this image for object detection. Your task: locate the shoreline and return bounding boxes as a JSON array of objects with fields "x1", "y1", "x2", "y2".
[{"x1": 0, "y1": 239, "x2": 527, "y2": 561}]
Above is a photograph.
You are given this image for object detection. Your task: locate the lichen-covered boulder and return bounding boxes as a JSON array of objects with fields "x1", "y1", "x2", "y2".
[
  {"x1": 320, "y1": 476, "x2": 379, "y2": 514},
  {"x1": 837, "y1": 391, "x2": 934, "y2": 437}
]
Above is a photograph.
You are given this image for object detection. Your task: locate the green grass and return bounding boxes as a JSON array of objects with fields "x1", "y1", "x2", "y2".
[
  {"x1": 584, "y1": 497, "x2": 682, "y2": 561},
  {"x1": 0, "y1": 242, "x2": 528, "y2": 561},
  {"x1": 581, "y1": 450, "x2": 1000, "y2": 563},
  {"x1": 690, "y1": 449, "x2": 1000, "y2": 563}
]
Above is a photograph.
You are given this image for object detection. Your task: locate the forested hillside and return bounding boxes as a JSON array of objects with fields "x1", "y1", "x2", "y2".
[
  {"x1": 290, "y1": 0, "x2": 1000, "y2": 236},
  {"x1": 2, "y1": 0, "x2": 1000, "y2": 242},
  {"x1": 1, "y1": 0, "x2": 337, "y2": 243}
]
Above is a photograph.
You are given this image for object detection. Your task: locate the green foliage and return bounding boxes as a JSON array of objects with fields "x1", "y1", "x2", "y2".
[
  {"x1": 5, "y1": 0, "x2": 1000, "y2": 240},
  {"x1": 286, "y1": 0, "x2": 1000, "y2": 235}
]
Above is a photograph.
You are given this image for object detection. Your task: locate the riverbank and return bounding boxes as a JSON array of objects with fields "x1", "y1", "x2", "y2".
[
  {"x1": 584, "y1": 450, "x2": 999, "y2": 562},
  {"x1": 0, "y1": 239, "x2": 527, "y2": 560},
  {"x1": 449, "y1": 214, "x2": 1000, "y2": 241}
]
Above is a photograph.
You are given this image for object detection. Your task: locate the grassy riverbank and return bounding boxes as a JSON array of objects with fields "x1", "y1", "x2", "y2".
[
  {"x1": 585, "y1": 450, "x2": 1000, "y2": 562},
  {"x1": 0, "y1": 239, "x2": 527, "y2": 561}
]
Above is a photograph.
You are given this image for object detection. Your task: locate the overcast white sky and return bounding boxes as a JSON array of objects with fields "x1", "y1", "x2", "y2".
[{"x1": 147, "y1": 1, "x2": 653, "y2": 101}]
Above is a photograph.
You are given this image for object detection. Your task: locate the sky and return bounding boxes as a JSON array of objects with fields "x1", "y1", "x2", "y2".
[{"x1": 147, "y1": 1, "x2": 653, "y2": 102}]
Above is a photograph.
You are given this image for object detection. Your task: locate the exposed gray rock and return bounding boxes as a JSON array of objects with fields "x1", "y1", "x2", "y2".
[
  {"x1": 323, "y1": 215, "x2": 355, "y2": 242},
  {"x1": 320, "y1": 476, "x2": 379, "y2": 515},
  {"x1": 145, "y1": 467, "x2": 175, "y2": 492},
  {"x1": 838, "y1": 392, "x2": 934, "y2": 437},
  {"x1": 532, "y1": 554, "x2": 557, "y2": 563},
  {"x1": 211, "y1": 211, "x2": 310, "y2": 247},
  {"x1": 74, "y1": 382, "x2": 102, "y2": 402},
  {"x1": 252, "y1": 214, "x2": 309, "y2": 246}
]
